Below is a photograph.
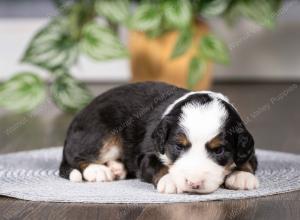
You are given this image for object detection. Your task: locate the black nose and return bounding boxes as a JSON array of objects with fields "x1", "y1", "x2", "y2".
[
  {"x1": 192, "y1": 185, "x2": 200, "y2": 189},
  {"x1": 187, "y1": 180, "x2": 204, "y2": 189}
]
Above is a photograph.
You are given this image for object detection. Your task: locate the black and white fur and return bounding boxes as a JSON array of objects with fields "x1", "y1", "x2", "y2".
[{"x1": 59, "y1": 82, "x2": 258, "y2": 194}]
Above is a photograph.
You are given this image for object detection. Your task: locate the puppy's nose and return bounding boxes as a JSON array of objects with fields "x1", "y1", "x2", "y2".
[{"x1": 187, "y1": 180, "x2": 204, "y2": 189}]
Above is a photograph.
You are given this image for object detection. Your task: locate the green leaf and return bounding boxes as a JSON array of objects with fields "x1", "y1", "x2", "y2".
[
  {"x1": 223, "y1": 3, "x2": 243, "y2": 26},
  {"x1": 52, "y1": 0, "x2": 72, "y2": 10},
  {"x1": 199, "y1": 0, "x2": 230, "y2": 17},
  {"x1": 187, "y1": 57, "x2": 206, "y2": 89},
  {"x1": 164, "y1": 0, "x2": 192, "y2": 28},
  {"x1": 0, "y1": 73, "x2": 46, "y2": 112},
  {"x1": 81, "y1": 22, "x2": 128, "y2": 60},
  {"x1": 238, "y1": 0, "x2": 281, "y2": 29},
  {"x1": 51, "y1": 74, "x2": 93, "y2": 113},
  {"x1": 224, "y1": 0, "x2": 282, "y2": 29},
  {"x1": 96, "y1": 0, "x2": 130, "y2": 24},
  {"x1": 200, "y1": 34, "x2": 229, "y2": 64},
  {"x1": 171, "y1": 28, "x2": 193, "y2": 59},
  {"x1": 146, "y1": 29, "x2": 164, "y2": 38},
  {"x1": 22, "y1": 17, "x2": 79, "y2": 71},
  {"x1": 130, "y1": 3, "x2": 162, "y2": 32}
]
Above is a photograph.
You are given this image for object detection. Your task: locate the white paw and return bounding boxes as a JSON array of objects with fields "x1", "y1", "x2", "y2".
[
  {"x1": 107, "y1": 161, "x2": 127, "y2": 180},
  {"x1": 69, "y1": 169, "x2": 83, "y2": 182},
  {"x1": 83, "y1": 164, "x2": 114, "y2": 182},
  {"x1": 225, "y1": 171, "x2": 259, "y2": 190},
  {"x1": 157, "y1": 173, "x2": 187, "y2": 194}
]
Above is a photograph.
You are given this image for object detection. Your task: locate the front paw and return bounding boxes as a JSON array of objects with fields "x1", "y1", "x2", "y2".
[
  {"x1": 225, "y1": 171, "x2": 259, "y2": 190},
  {"x1": 157, "y1": 173, "x2": 187, "y2": 194}
]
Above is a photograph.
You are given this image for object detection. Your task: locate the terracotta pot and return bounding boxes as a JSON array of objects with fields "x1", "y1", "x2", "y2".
[{"x1": 128, "y1": 21, "x2": 212, "y2": 90}]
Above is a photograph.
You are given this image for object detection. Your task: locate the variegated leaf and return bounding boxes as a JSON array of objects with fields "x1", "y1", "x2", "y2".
[
  {"x1": 22, "y1": 17, "x2": 79, "y2": 71},
  {"x1": 51, "y1": 74, "x2": 92, "y2": 113},
  {"x1": 0, "y1": 73, "x2": 46, "y2": 112},
  {"x1": 130, "y1": 3, "x2": 162, "y2": 32},
  {"x1": 187, "y1": 57, "x2": 206, "y2": 89},
  {"x1": 81, "y1": 22, "x2": 128, "y2": 60},
  {"x1": 96, "y1": 0, "x2": 130, "y2": 24},
  {"x1": 164, "y1": 0, "x2": 192, "y2": 29},
  {"x1": 200, "y1": 34, "x2": 229, "y2": 64}
]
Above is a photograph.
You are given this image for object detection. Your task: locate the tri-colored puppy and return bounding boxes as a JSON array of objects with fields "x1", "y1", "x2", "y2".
[{"x1": 59, "y1": 82, "x2": 259, "y2": 194}]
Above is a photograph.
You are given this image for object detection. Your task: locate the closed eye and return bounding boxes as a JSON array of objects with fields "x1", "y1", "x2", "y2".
[
  {"x1": 213, "y1": 146, "x2": 225, "y2": 155},
  {"x1": 175, "y1": 143, "x2": 185, "y2": 151}
]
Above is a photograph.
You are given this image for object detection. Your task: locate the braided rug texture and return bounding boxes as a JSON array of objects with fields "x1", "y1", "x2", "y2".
[{"x1": 0, "y1": 147, "x2": 300, "y2": 203}]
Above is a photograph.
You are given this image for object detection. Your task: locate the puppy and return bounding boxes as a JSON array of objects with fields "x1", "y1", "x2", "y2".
[{"x1": 59, "y1": 82, "x2": 259, "y2": 194}]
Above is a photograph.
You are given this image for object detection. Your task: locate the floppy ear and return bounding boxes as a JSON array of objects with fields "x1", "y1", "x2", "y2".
[
  {"x1": 234, "y1": 129, "x2": 255, "y2": 167},
  {"x1": 151, "y1": 117, "x2": 170, "y2": 154}
]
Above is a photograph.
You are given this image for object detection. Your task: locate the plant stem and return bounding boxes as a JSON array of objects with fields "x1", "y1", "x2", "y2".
[{"x1": 108, "y1": 20, "x2": 119, "y2": 34}]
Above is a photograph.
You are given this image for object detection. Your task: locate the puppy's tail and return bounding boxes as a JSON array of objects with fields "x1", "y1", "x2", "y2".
[{"x1": 59, "y1": 157, "x2": 83, "y2": 182}]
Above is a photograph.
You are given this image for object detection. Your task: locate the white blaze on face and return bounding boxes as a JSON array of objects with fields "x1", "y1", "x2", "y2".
[{"x1": 169, "y1": 99, "x2": 229, "y2": 193}]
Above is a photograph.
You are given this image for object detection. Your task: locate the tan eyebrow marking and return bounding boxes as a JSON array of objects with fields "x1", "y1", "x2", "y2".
[
  {"x1": 207, "y1": 134, "x2": 223, "y2": 149},
  {"x1": 176, "y1": 133, "x2": 190, "y2": 148}
]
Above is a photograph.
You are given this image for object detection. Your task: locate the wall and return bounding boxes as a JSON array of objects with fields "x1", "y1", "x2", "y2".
[{"x1": 0, "y1": 0, "x2": 299, "y2": 82}]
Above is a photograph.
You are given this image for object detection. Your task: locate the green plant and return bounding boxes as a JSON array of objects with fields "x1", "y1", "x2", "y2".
[{"x1": 0, "y1": 0, "x2": 282, "y2": 113}]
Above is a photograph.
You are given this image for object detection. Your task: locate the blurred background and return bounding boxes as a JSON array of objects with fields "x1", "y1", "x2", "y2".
[{"x1": 0, "y1": 0, "x2": 299, "y2": 154}]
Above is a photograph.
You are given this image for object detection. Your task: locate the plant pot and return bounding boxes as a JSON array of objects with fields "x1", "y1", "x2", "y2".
[{"x1": 128, "y1": 21, "x2": 212, "y2": 90}]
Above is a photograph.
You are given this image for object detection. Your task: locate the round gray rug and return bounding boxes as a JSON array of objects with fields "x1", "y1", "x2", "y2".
[{"x1": 0, "y1": 147, "x2": 300, "y2": 203}]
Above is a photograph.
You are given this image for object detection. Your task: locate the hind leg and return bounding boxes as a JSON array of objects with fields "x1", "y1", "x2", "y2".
[
  {"x1": 107, "y1": 160, "x2": 127, "y2": 180},
  {"x1": 69, "y1": 161, "x2": 127, "y2": 182},
  {"x1": 81, "y1": 137, "x2": 126, "y2": 182},
  {"x1": 83, "y1": 164, "x2": 115, "y2": 182},
  {"x1": 80, "y1": 142, "x2": 127, "y2": 182},
  {"x1": 62, "y1": 130, "x2": 128, "y2": 182},
  {"x1": 82, "y1": 160, "x2": 127, "y2": 182}
]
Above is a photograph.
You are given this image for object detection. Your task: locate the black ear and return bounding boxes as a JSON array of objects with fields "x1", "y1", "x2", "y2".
[
  {"x1": 234, "y1": 130, "x2": 255, "y2": 167},
  {"x1": 151, "y1": 117, "x2": 170, "y2": 154}
]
